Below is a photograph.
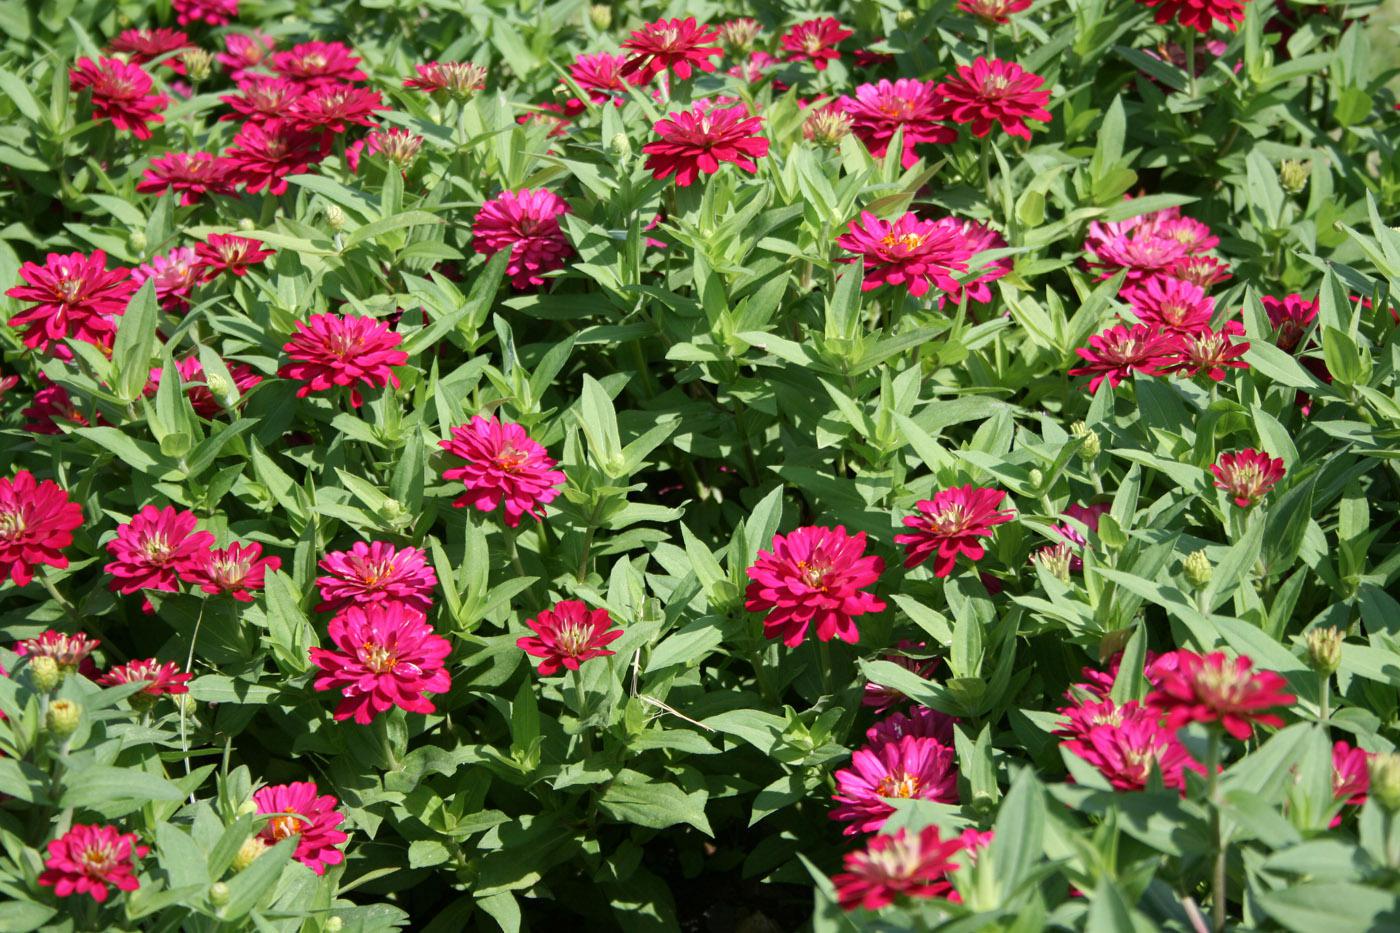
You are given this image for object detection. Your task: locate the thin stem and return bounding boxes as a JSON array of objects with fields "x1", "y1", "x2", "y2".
[
  {"x1": 1318, "y1": 673, "x2": 1331, "y2": 723},
  {"x1": 980, "y1": 136, "x2": 994, "y2": 211},
  {"x1": 572, "y1": 667, "x2": 593, "y2": 756},
  {"x1": 1205, "y1": 730, "x2": 1227, "y2": 933},
  {"x1": 576, "y1": 522, "x2": 596, "y2": 584},
  {"x1": 1185, "y1": 30, "x2": 1198, "y2": 98},
  {"x1": 180, "y1": 601, "x2": 207, "y2": 794},
  {"x1": 504, "y1": 524, "x2": 527, "y2": 581},
  {"x1": 38, "y1": 571, "x2": 82, "y2": 627},
  {"x1": 817, "y1": 639, "x2": 833, "y2": 697}
]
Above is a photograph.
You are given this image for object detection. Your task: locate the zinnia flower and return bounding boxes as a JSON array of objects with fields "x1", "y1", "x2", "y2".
[
  {"x1": 744, "y1": 525, "x2": 886, "y2": 647},
  {"x1": 195, "y1": 233, "x2": 275, "y2": 277},
  {"x1": 0, "y1": 470, "x2": 84, "y2": 587},
  {"x1": 22, "y1": 378, "x2": 94, "y2": 434},
  {"x1": 1210, "y1": 448, "x2": 1285, "y2": 507},
  {"x1": 940, "y1": 219, "x2": 1010, "y2": 307},
  {"x1": 222, "y1": 120, "x2": 331, "y2": 196},
  {"x1": 6, "y1": 249, "x2": 135, "y2": 357},
  {"x1": 136, "y1": 152, "x2": 236, "y2": 205},
  {"x1": 270, "y1": 41, "x2": 366, "y2": 87},
  {"x1": 1136, "y1": 0, "x2": 1245, "y2": 33},
  {"x1": 832, "y1": 826, "x2": 964, "y2": 910},
  {"x1": 69, "y1": 57, "x2": 168, "y2": 138},
  {"x1": 38, "y1": 824, "x2": 147, "y2": 903},
  {"x1": 517, "y1": 599, "x2": 624, "y2": 676},
  {"x1": 866, "y1": 706, "x2": 957, "y2": 746},
  {"x1": 309, "y1": 603, "x2": 453, "y2": 724},
  {"x1": 220, "y1": 76, "x2": 304, "y2": 125},
  {"x1": 99, "y1": 658, "x2": 193, "y2": 696},
  {"x1": 1068, "y1": 323, "x2": 1181, "y2": 393},
  {"x1": 840, "y1": 79, "x2": 954, "y2": 168},
  {"x1": 172, "y1": 0, "x2": 237, "y2": 26},
  {"x1": 831, "y1": 734, "x2": 959, "y2": 834},
  {"x1": 836, "y1": 212, "x2": 976, "y2": 298},
  {"x1": 1122, "y1": 276, "x2": 1215, "y2": 332},
  {"x1": 218, "y1": 32, "x2": 276, "y2": 81},
  {"x1": 958, "y1": 0, "x2": 1034, "y2": 24},
  {"x1": 103, "y1": 504, "x2": 214, "y2": 601},
  {"x1": 863, "y1": 643, "x2": 940, "y2": 712},
  {"x1": 1060, "y1": 699, "x2": 1202, "y2": 790},
  {"x1": 403, "y1": 61, "x2": 487, "y2": 97},
  {"x1": 16, "y1": 630, "x2": 100, "y2": 675},
  {"x1": 932, "y1": 58, "x2": 1052, "y2": 140},
  {"x1": 147, "y1": 355, "x2": 262, "y2": 417},
  {"x1": 1261, "y1": 293, "x2": 1318, "y2": 353},
  {"x1": 1172, "y1": 255, "x2": 1233, "y2": 289},
  {"x1": 1147, "y1": 650, "x2": 1295, "y2": 740},
  {"x1": 642, "y1": 102, "x2": 770, "y2": 187},
  {"x1": 252, "y1": 782, "x2": 349, "y2": 875},
  {"x1": 286, "y1": 83, "x2": 387, "y2": 134},
  {"x1": 1168, "y1": 327, "x2": 1250, "y2": 382},
  {"x1": 187, "y1": 542, "x2": 280, "y2": 601},
  {"x1": 569, "y1": 53, "x2": 628, "y2": 102},
  {"x1": 895, "y1": 485, "x2": 1014, "y2": 576},
  {"x1": 132, "y1": 246, "x2": 202, "y2": 313},
  {"x1": 471, "y1": 190, "x2": 574, "y2": 289},
  {"x1": 315, "y1": 541, "x2": 436, "y2": 616},
  {"x1": 278, "y1": 313, "x2": 408, "y2": 407},
  {"x1": 439, "y1": 415, "x2": 566, "y2": 527},
  {"x1": 780, "y1": 18, "x2": 853, "y2": 71},
  {"x1": 1332, "y1": 741, "x2": 1370, "y2": 808},
  {"x1": 620, "y1": 17, "x2": 723, "y2": 83},
  {"x1": 108, "y1": 29, "x2": 192, "y2": 70}
]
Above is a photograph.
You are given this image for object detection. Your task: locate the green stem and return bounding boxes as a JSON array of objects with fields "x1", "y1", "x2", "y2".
[
  {"x1": 572, "y1": 667, "x2": 593, "y2": 756},
  {"x1": 1205, "y1": 729, "x2": 1227, "y2": 933},
  {"x1": 504, "y1": 525, "x2": 527, "y2": 582},
  {"x1": 1318, "y1": 673, "x2": 1331, "y2": 723},
  {"x1": 576, "y1": 514, "x2": 597, "y2": 584},
  {"x1": 180, "y1": 601, "x2": 207, "y2": 792},
  {"x1": 1185, "y1": 30, "x2": 1198, "y2": 98},
  {"x1": 817, "y1": 639, "x2": 833, "y2": 697},
  {"x1": 979, "y1": 136, "x2": 993, "y2": 211}
]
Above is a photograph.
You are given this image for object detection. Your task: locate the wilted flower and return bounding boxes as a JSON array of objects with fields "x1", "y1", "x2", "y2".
[
  {"x1": 0, "y1": 471, "x2": 84, "y2": 587},
  {"x1": 253, "y1": 782, "x2": 349, "y2": 875},
  {"x1": 1147, "y1": 650, "x2": 1295, "y2": 740},
  {"x1": 278, "y1": 313, "x2": 408, "y2": 408},
  {"x1": 472, "y1": 189, "x2": 574, "y2": 289},
  {"x1": 439, "y1": 415, "x2": 566, "y2": 527},
  {"x1": 38, "y1": 824, "x2": 147, "y2": 902},
  {"x1": 69, "y1": 57, "x2": 168, "y2": 138},
  {"x1": 316, "y1": 541, "x2": 436, "y2": 616},
  {"x1": 310, "y1": 603, "x2": 452, "y2": 724},
  {"x1": 831, "y1": 734, "x2": 959, "y2": 834},
  {"x1": 895, "y1": 485, "x2": 1015, "y2": 577},
  {"x1": 518, "y1": 599, "x2": 624, "y2": 676},
  {"x1": 831, "y1": 826, "x2": 964, "y2": 910},
  {"x1": 1210, "y1": 449, "x2": 1285, "y2": 507},
  {"x1": 931, "y1": 57, "x2": 1052, "y2": 140},
  {"x1": 99, "y1": 658, "x2": 194, "y2": 699},
  {"x1": 642, "y1": 102, "x2": 770, "y2": 187},
  {"x1": 744, "y1": 525, "x2": 886, "y2": 647}
]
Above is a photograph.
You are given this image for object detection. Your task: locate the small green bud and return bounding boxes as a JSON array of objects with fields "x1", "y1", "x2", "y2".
[
  {"x1": 46, "y1": 699, "x2": 81, "y2": 737},
  {"x1": 30, "y1": 656, "x2": 61, "y2": 692},
  {"x1": 380, "y1": 498, "x2": 407, "y2": 522},
  {"x1": 609, "y1": 132, "x2": 631, "y2": 160},
  {"x1": 896, "y1": 9, "x2": 917, "y2": 27},
  {"x1": 237, "y1": 217, "x2": 256, "y2": 232},
  {"x1": 129, "y1": 230, "x2": 148, "y2": 253},
  {"x1": 236, "y1": 799, "x2": 259, "y2": 817},
  {"x1": 1305, "y1": 626, "x2": 1343, "y2": 676},
  {"x1": 588, "y1": 4, "x2": 612, "y2": 30},
  {"x1": 325, "y1": 918, "x2": 344, "y2": 933},
  {"x1": 180, "y1": 48, "x2": 214, "y2": 82},
  {"x1": 1279, "y1": 160, "x2": 1309, "y2": 194},
  {"x1": 205, "y1": 373, "x2": 232, "y2": 403},
  {"x1": 1034, "y1": 543, "x2": 1073, "y2": 582},
  {"x1": 326, "y1": 205, "x2": 348, "y2": 231},
  {"x1": 1071, "y1": 421, "x2": 1101, "y2": 460},
  {"x1": 231, "y1": 836, "x2": 268, "y2": 872},
  {"x1": 1368, "y1": 753, "x2": 1400, "y2": 812},
  {"x1": 1183, "y1": 549, "x2": 1212, "y2": 589},
  {"x1": 1027, "y1": 468, "x2": 1045, "y2": 491},
  {"x1": 209, "y1": 881, "x2": 230, "y2": 907}
]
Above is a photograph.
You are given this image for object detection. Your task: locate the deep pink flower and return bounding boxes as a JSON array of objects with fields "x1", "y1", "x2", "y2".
[
  {"x1": 253, "y1": 782, "x2": 349, "y2": 875},
  {"x1": 316, "y1": 541, "x2": 436, "y2": 616},
  {"x1": 1332, "y1": 741, "x2": 1369, "y2": 807},
  {"x1": 958, "y1": 0, "x2": 1034, "y2": 23},
  {"x1": 132, "y1": 246, "x2": 201, "y2": 313},
  {"x1": 222, "y1": 120, "x2": 331, "y2": 195},
  {"x1": 471, "y1": 190, "x2": 574, "y2": 289},
  {"x1": 620, "y1": 17, "x2": 723, "y2": 83},
  {"x1": 1156, "y1": 215, "x2": 1220, "y2": 254},
  {"x1": 195, "y1": 234, "x2": 275, "y2": 278},
  {"x1": 218, "y1": 32, "x2": 276, "y2": 81},
  {"x1": 278, "y1": 313, "x2": 407, "y2": 407},
  {"x1": 220, "y1": 76, "x2": 304, "y2": 125},
  {"x1": 863, "y1": 643, "x2": 940, "y2": 712},
  {"x1": 569, "y1": 53, "x2": 628, "y2": 102},
  {"x1": 439, "y1": 415, "x2": 566, "y2": 527},
  {"x1": 831, "y1": 734, "x2": 959, "y2": 834},
  {"x1": 99, "y1": 658, "x2": 193, "y2": 696},
  {"x1": 1172, "y1": 255, "x2": 1233, "y2": 290},
  {"x1": 1168, "y1": 327, "x2": 1250, "y2": 382},
  {"x1": 403, "y1": 61, "x2": 487, "y2": 96},
  {"x1": 310, "y1": 603, "x2": 452, "y2": 724},
  {"x1": 108, "y1": 29, "x2": 192, "y2": 71},
  {"x1": 866, "y1": 706, "x2": 957, "y2": 746},
  {"x1": 836, "y1": 212, "x2": 976, "y2": 298},
  {"x1": 780, "y1": 18, "x2": 853, "y2": 71},
  {"x1": 271, "y1": 42, "x2": 366, "y2": 88},
  {"x1": 1147, "y1": 650, "x2": 1295, "y2": 740},
  {"x1": 940, "y1": 219, "x2": 1010, "y2": 307},
  {"x1": 22, "y1": 378, "x2": 94, "y2": 434},
  {"x1": 517, "y1": 599, "x2": 624, "y2": 676},
  {"x1": 187, "y1": 542, "x2": 279, "y2": 601},
  {"x1": 147, "y1": 355, "x2": 262, "y2": 417},
  {"x1": 136, "y1": 152, "x2": 236, "y2": 206},
  {"x1": 38, "y1": 824, "x2": 147, "y2": 902},
  {"x1": 1086, "y1": 233, "x2": 1191, "y2": 285},
  {"x1": 1136, "y1": 0, "x2": 1245, "y2": 33},
  {"x1": 841, "y1": 79, "x2": 954, "y2": 168},
  {"x1": 895, "y1": 486, "x2": 1014, "y2": 576},
  {"x1": 932, "y1": 58, "x2": 1051, "y2": 140},
  {"x1": 287, "y1": 83, "x2": 387, "y2": 134},
  {"x1": 1210, "y1": 448, "x2": 1285, "y2": 507},
  {"x1": 744, "y1": 525, "x2": 885, "y2": 647},
  {"x1": 1068, "y1": 323, "x2": 1181, "y2": 393},
  {"x1": 172, "y1": 0, "x2": 237, "y2": 26},
  {"x1": 1122, "y1": 276, "x2": 1215, "y2": 333},
  {"x1": 6, "y1": 249, "x2": 135, "y2": 357},
  {"x1": 16, "y1": 630, "x2": 100, "y2": 676},
  {"x1": 0, "y1": 471, "x2": 83, "y2": 588},
  {"x1": 1261, "y1": 293, "x2": 1318, "y2": 353},
  {"x1": 642, "y1": 102, "x2": 770, "y2": 187},
  {"x1": 1060, "y1": 700, "x2": 1203, "y2": 791},
  {"x1": 103, "y1": 505, "x2": 214, "y2": 600},
  {"x1": 728, "y1": 51, "x2": 783, "y2": 84},
  {"x1": 832, "y1": 826, "x2": 963, "y2": 910},
  {"x1": 69, "y1": 57, "x2": 167, "y2": 138}
]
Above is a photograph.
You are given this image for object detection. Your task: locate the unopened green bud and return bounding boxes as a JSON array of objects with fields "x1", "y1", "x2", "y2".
[
  {"x1": 1279, "y1": 160, "x2": 1309, "y2": 194},
  {"x1": 326, "y1": 205, "x2": 348, "y2": 230},
  {"x1": 237, "y1": 217, "x2": 256, "y2": 232},
  {"x1": 30, "y1": 656, "x2": 61, "y2": 692},
  {"x1": 380, "y1": 498, "x2": 406, "y2": 522},
  {"x1": 181, "y1": 48, "x2": 214, "y2": 82},
  {"x1": 1183, "y1": 549, "x2": 1212, "y2": 589},
  {"x1": 896, "y1": 9, "x2": 917, "y2": 27},
  {"x1": 1071, "y1": 421, "x2": 1101, "y2": 460},
  {"x1": 325, "y1": 919, "x2": 344, "y2": 933},
  {"x1": 1027, "y1": 468, "x2": 1045, "y2": 491},
  {"x1": 46, "y1": 699, "x2": 81, "y2": 737},
  {"x1": 231, "y1": 836, "x2": 268, "y2": 872},
  {"x1": 1305, "y1": 626, "x2": 1343, "y2": 676},
  {"x1": 609, "y1": 132, "x2": 631, "y2": 160},
  {"x1": 209, "y1": 881, "x2": 230, "y2": 907},
  {"x1": 1368, "y1": 753, "x2": 1400, "y2": 811},
  {"x1": 129, "y1": 230, "x2": 148, "y2": 253},
  {"x1": 1034, "y1": 543, "x2": 1074, "y2": 582},
  {"x1": 588, "y1": 4, "x2": 612, "y2": 30},
  {"x1": 205, "y1": 373, "x2": 232, "y2": 402}
]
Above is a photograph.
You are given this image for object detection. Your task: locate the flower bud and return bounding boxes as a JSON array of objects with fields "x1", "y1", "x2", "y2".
[
  {"x1": 325, "y1": 919, "x2": 344, "y2": 933},
  {"x1": 609, "y1": 132, "x2": 632, "y2": 160},
  {"x1": 1183, "y1": 549, "x2": 1212, "y2": 589},
  {"x1": 1305, "y1": 626, "x2": 1343, "y2": 676},
  {"x1": 205, "y1": 373, "x2": 232, "y2": 402},
  {"x1": 1071, "y1": 421, "x2": 1101, "y2": 460},
  {"x1": 802, "y1": 106, "x2": 853, "y2": 147},
  {"x1": 180, "y1": 48, "x2": 214, "y2": 82},
  {"x1": 896, "y1": 9, "x2": 917, "y2": 27},
  {"x1": 46, "y1": 699, "x2": 81, "y2": 737},
  {"x1": 372, "y1": 127, "x2": 423, "y2": 169},
  {"x1": 1279, "y1": 160, "x2": 1309, "y2": 194},
  {"x1": 718, "y1": 18, "x2": 762, "y2": 52},
  {"x1": 1034, "y1": 543, "x2": 1073, "y2": 582},
  {"x1": 380, "y1": 498, "x2": 407, "y2": 522},
  {"x1": 128, "y1": 230, "x2": 148, "y2": 254},
  {"x1": 237, "y1": 217, "x2": 256, "y2": 232},
  {"x1": 209, "y1": 881, "x2": 230, "y2": 907},
  {"x1": 231, "y1": 836, "x2": 268, "y2": 872},
  {"x1": 1027, "y1": 468, "x2": 1045, "y2": 491},
  {"x1": 29, "y1": 656, "x2": 61, "y2": 692},
  {"x1": 1369, "y1": 753, "x2": 1400, "y2": 812},
  {"x1": 326, "y1": 205, "x2": 348, "y2": 231},
  {"x1": 588, "y1": 4, "x2": 612, "y2": 30}
]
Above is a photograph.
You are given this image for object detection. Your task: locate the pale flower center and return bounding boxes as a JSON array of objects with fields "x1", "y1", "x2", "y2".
[
  {"x1": 860, "y1": 835, "x2": 922, "y2": 880},
  {"x1": 359, "y1": 640, "x2": 398, "y2": 674},
  {"x1": 802, "y1": 34, "x2": 825, "y2": 54},
  {"x1": 876, "y1": 771, "x2": 922, "y2": 799},
  {"x1": 495, "y1": 445, "x2": 529, "y2": 473},
  {"x1": 0, "y1": 508, "x2": 25, "y2": 540},
  {"x1": 554, "y1": 621, "x2": 594, "y2": 657},
  {"x1": 796, "y1": 559, "x2": 831, "y2": 591},
  {"x1": 925, "y1": 503, "x2": 970, "y2": 535},
  {"x1": 80, "y1": 844, "x2": 118, "y2": 875},
  {"x1": 57, "y1": 277, "x2": 84, "y2": 302},
  {"x1": 142, "y1": 533, "x2": 174, "y2": 562}
]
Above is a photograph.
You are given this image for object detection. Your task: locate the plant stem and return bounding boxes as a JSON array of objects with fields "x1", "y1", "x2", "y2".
[
  {"x1": 180, "y1": 601, "x2": 207, "y2": 792},
  {"x1": 576, "y1": 516, "x2": 597, "y2": 584},
  {"x1": 817, "y1": 639, "x2": 833, "y2": 697},
  {"x1": 1205, "y1": 729, "x2": 1227, "y2": 933},
  {"x1": 980, "y1": 136, "x2": 994, "y2": 212},
  {"x1": 1318, "y1": 673, "x2": 1331, "y2": 723},
  {"x1": 572, "y1": 667, "x2": 592, "y2": 756},
  {"x1": 504, "y1": 524, "x2": 527, "y2": 581},
  {"x1": 1185, "y1": 30, "x2": 1198, "y2": 98}
]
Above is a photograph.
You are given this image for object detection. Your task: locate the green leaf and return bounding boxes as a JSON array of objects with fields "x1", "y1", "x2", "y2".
[
  {"x1": 111, "y1": 279, "x2": 160, "y2": 403},
  {"x1": 60, "y1": 765, "x2": 185, "y2": 808},
  {"x1": 599, "y1": 771, "x2": 711, "y2": 835},
  {"x1": 220, "y1": 836, "x2": 296, "y2": 920},
  {"x1": 988, "y1": 767, "x2": 1045, "y2": 893}
]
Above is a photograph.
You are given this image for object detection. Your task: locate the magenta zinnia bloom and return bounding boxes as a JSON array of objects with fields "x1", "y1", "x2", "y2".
[
  {"x1": 780, "y1": 18, "x2": 853, "y2": 71},
  {"x1": 132, "y1": 246, "x2": 202, "y2": 313},
  {"x1": 253, "y1": 782, "x2": 349, "y2": 875},
  {"x1": 195, "y1": 233, "x2": 275, "y2": 278},
  {"x1": 103, "y1": 504, "x2": 214, "y2": 600},
  {"x1": 439, "y1": 415, "x2": 566, "y2": 527},
  {"x1": 1122, "y1": 276, "x2": 1215, "y2": 333},
  {"x1": 310, "y1": 603, "x2": 452, "y2": 724},
  {"x1": 16, "y1": 630, "x2": 100, "y2": 676},
  {"x1": 958, "y1": 0, "x2": 1034, "y2": 24},
  {"x1": 99, "y1": 658, "x2": 193, "y2": 696},
  {"x1": 69, "y1": 58, "x2": 167, "y2": 138},
  {"x1": 744, "y1": 525, "x2": 885, "y2": 647},
  {"x1": 172, "y1": 0, "x2": 237, "y2": 26},
  {"x1": 932, "y1": 58, "x2": 1052, "y2": 140},
  {"x1": 863, "y1": 643, "x2": 940, "y2": 712},
  {"x1": 1147, "y1": 650, "x2": 1295, "y2": 740},
  {"x1": 841, "y1": 79, "x2": 953, "y2": 168},
  {"x1": 187, "y1": 542, "x2": 279, "y2": 602},
  {"x1": 220, "y1": 76, "x2": 304, "y2": 125},
  {"x1": 278, "y1": 313, "x2": 407, "y2": 407},
  {"x1": 1172, "y1": 255, "x2": 1232, "y2": 290},
  {"x1": 38, "y1": 824, "x2": 147, "y2": 903},
  {"x1": 403, "y1": 61, "x2": 487, "y2": 96},
  {"x1": 0, "y1": 471, "x2": 84, "y2": 587},
  {"x1": 472, "y1": 190, "x2": 574, "y2": 289},
  {"x1": 1136, "y1": 0, "x2": 1244, "y2": 33},
  {"x1": 218, "y1": 31, "x2": 276, "y2": 81},
  {"x1": 831, "y1": 734, "x2": 959, "y2": 834},
  {"x1": 287, "y1": 83, "x2": 387, "y2": 134},
  {"x1": 895, "y1": 485, "x2": 1014, "y2": 576},
  {"x1": 147, "y1": 355, "x2": 262, "y2": 417},
  {"x1": 271, "y1": 41, "x2": 366, "y2": 88},
  {"x1": 1068, "y1": 323, "x2": 1180, "y2": 393},
  {"x1": 136, "y1": 152, "x2": 235, "y2": 206},
  {"x1": 620, "y1": 17, "x2": 723, "y2": 83},
  {"x1": 836, "y1": 212, "x2": 976, "y2": 298},
  {"x1": 1333, "y1": 741, "x2": 1370, "y2": 808},
  {"x1": 1261, "y1": 293, "x2": 1318, "y2": 353},
  {"x1": 1059, "y1": 699, "x2": 1202, "y2": 791},
  {"x1": 939, "y1": 218, "x2": 1010, "y2": 307},
  {"x1": 866, "y1": 706, "x2": 957, "y2": 746},
  {"x1": 517, "y1": 599, "x2": 624, "y2": 676},
  {"x1": 22, "y1": 378, "x2": 94, "y2": 434},
  {"x1": 569, "y1": 53, "x2": 628, "y2": 103},
  {"x1": 832, "y1": 826, "x2": 963, "y2": 911},
  {"x1": 1168, "y1": 327, "x2": 1250, "y2": 382},
  {"x1": 642, "y1": 102, "x2": 770, "y2": 187},
  {"x1": 316, "y1": 541, "x2": 436, "y2": 616},
  {"x1": 222, "y1": 120, "x2": 330, "y2": 196},
  {"x1": 6, "y1": 249, "x2": 135, "y2": 357},
  {"x1": 108, "y1": 29, "x2": 192, "y2": 70},
  {"x1": 1210, "y1": 449, "x2": 1285, "y2": 507}
]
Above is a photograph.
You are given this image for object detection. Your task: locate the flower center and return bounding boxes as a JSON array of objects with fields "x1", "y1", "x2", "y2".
[
  {"x1": 303, "y1": 54, "x2": 327, "y2": 70},
  {"x1": 57, "y1": 277, "x2": 84, "y2": 302},
  {"x1": 211, "y1": 556, "x2": 250, "y2": 585},
  {"x1": 142, "y1": 533, "x2": 174, "y2": 562},
  {"x1": 876, "y1": 771, "x2": 922, "y2": 799},
  {"x1": 80, "y1": 844, "x2": 118, "y2": 876},
  {"x1": 359, "y1": 640, "x2": 398, "y2": 673},
  {"x1": 926, "y1": 503, "x2": 970, "y2": 535},
  {"x1": 861, "y1": 835, "x2": 922, "y2": 881},
  {"x1": 0, "y1": 507, "x2": 25, "y2": 540},
  {"x1": 554, "y1": 621, "x2": 595, "y2": 658},
  {"x1": 878, "y1": 98, "x2": 916, "y2": 120},
  {"x1": 795, "y1": 559, "x2": 830, "y2": 591},
  {"x1": 802, "y1": 34, "x2": 825, "y2": 54},
  {"x1": 495, "y1": 446, "x2": 529, "y2": 473},
  {"x1": 881, "y1": 231, "x2": 927, "y2": 253},
  {"x1": 268, "y1": 812, "x2": 302, "y2": 841},
  {"x1": 1193, "y1": 664, "x2": 1251, "y2": 704},
  {"x1": 1122, "y1": 745, "x2": 1158, "y2": 782},
  {"x1": 980, "y1": 73, "x2": 1013, "y2": 97}
]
